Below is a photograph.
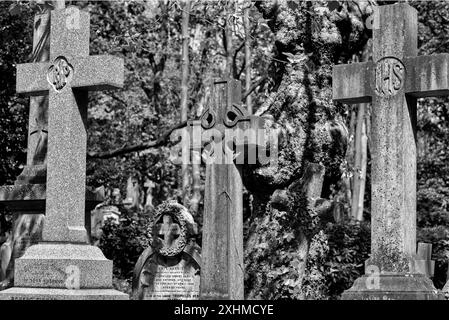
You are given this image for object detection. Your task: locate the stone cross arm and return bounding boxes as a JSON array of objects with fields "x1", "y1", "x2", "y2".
[
  {"x1": 187, "y1": 78, "x2": 269, "y2": 165},
  {"x1": 333, "y1": 62, "x2": 374, "y2": 104},
  {"x1": 333, "y1": 53, "x2": 449, "y2": 103},
  {"x1": 16, "y1": 55, "x2": 124, "y2": 96}
]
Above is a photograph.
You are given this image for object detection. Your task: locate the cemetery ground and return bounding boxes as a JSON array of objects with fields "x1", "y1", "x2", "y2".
[{"x1": 1, "y1": 0, "x2": 449, "y2": 302}]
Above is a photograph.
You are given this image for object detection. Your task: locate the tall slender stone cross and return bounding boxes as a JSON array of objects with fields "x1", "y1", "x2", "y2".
[
  {"x1": 0, "y1": 12, "x2": 50, "y2": 201},
  {"x1": 333, "y1": 3, "x2": 445, "y2": 299},
  {"x1": 0, "y1": 6, "x2": 127, "y2": 299},
  {"x1": 188, "y1": 79, "x2": 269, "y2": 299},
  {"x1": 16, "y1": 7, "x2": 123, "y2": 244},
  {"x1": 29, "y1": 118, "x2": 48, "y2": 164}
]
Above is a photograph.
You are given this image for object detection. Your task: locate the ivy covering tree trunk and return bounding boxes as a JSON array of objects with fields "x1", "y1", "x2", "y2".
[{"x1": 244, "y1": 1, "x2": 371, "y2": 299}]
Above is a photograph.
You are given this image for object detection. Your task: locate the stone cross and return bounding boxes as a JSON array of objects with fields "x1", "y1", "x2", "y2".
[
  {"x1": 26, "y1": 13, "x2": 50, "y2": 167},
  {"x1": 157, "y1": 215, "x2": 180, "y2": 247},
  {"x1": 188, "y1": 79, "x2": 267, "y2": 299},
  {"x1": 14, "y1": 12, "x2": 50, "y2": 185},
  {"x1": 333, "y1": 3, "x2": 444, "y2": 299},
  {"x1": 29, "y1": 118, "x2": 48, "y2": 164},
  {"x1": 16, "y1": 7, "x2": 123, "y2": 244}
]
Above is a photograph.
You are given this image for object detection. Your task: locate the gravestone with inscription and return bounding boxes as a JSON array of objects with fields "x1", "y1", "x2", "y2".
[
  {"x1": 333, "y1": 3, "x2": 447, "y2": 299},
  {"x1": 132, "y1": 201, "x2": 200, "y2": 300},
  {"x1": 0, "y1": 6, "x2": 127, "y2": 300},
  {"x1": 1, "y1": 214, "x2": 44, "y2": 288}
]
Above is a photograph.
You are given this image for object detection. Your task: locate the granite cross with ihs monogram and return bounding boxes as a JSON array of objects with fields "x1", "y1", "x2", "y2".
[
  {"x1": 188, "y1": 79, "x2": 269, "y2": 300},
  {"x1": 333, "y1": 3, "x2": 446, "y2": 299},
  {"x1": 16, "y1": 7, "x2": 124, "y2": 244}
]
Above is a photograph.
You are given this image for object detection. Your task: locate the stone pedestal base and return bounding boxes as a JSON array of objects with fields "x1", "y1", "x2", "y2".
[
  {"x1": 342, "y1": 274, "x2": 443, "y2": 300},
  {"x1": 0, "y1": 243, "x2": 129, "y2": 300},
  {"x1": 14, "y1": 243, "x2": 113, "y2": 288},
  {"x1": 0, "y1": 288, "x2": 128, "y2": 300}
]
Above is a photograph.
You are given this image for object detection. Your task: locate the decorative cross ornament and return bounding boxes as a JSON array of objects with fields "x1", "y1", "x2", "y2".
[
  {"x1": 188, "y1": 79, "x2": 270, "y2": 300},
  {"x1": 333, "y1": 3, "x2": 445, "y2": 299},
  {"x1": 47, "y1": 56, "x2": 74, "y2": 91},
  {"x1": 157, "y1": 215, "x2": 181, "y2": 248},
  {"x1": 16, "y1": 7, "x2": 123, "y2": 243}
]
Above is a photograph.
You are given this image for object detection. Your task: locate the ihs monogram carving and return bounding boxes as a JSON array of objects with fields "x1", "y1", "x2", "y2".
[
  {"x1": 375, "y1": 57, "x2": 405, "y2": 97},
  {"x1": 47, "y1": 56, "x2": 74, "y2": 92}
]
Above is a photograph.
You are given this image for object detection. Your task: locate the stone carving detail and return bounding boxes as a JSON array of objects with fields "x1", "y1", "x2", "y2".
[
  {"x1": 149, "y1": 201, "x2": 194, "y2": 257},
  {"x1": 47, "y1": 56, "x2": 73, "y2": 92},
  {"x1": 200, "y1": 109, "x2": 216, "y2": 129},
  {"x1": 200, "y1": 81, "x2": 247, "y2": 130},
  {"x1": 375, "y1": 57, "x2": 405, "y2": 97},
  {"x1": 198, "y1": 81, "x2": 250, "y2": 163}
]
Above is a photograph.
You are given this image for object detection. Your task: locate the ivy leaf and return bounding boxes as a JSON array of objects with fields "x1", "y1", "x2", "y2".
[
  {"x1": 256, "y1": 242, "x2": 268, "y2": 250},
  {"x1": 284, "y1": 232, "x2": 295, "y2": 242}
]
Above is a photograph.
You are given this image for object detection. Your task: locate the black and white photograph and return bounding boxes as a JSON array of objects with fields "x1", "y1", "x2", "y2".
[{"x1": 0, "y1": 0, "x2": 449, "y2": 312}]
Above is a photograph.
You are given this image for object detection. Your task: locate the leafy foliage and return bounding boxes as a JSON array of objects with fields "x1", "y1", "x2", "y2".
[{"x1": 98, "y1": 209, "x2": 151, "y2": 287}]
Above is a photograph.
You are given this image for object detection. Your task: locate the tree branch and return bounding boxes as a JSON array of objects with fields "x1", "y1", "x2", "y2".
[
  {"x1": 87, "y1": 121, "x2": 187, "y2": 160},
  {"x1": 242, "y1": 76, "x2": 267, "y2": 101},
  {"x1": 232, "y1": 40, "x2": 245, "y2": 78},
  {"x1": 222, "y1": 27, "x2": 228, "y2": 56},
  {"x1": 88, "y1": 74, "x2": 265, "y2": 160},
  {"x1": 109, "y1": 93, "x2": 127, "y2": 107}
]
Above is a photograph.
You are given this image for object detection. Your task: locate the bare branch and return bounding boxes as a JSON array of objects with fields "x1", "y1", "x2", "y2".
[
  {"x1": 233, "y1": 40, "x2": 245, "y2": 78},
  {"x1": 242, "y1": 76, "x2": 267, "y2": 101},
  {"x1": 87, "y1": 121, "x2": 188, "y2": 160}
]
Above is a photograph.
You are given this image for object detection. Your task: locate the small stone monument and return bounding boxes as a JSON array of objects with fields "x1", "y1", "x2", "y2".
[
  {"x1": 132, "y1": 201, "x2": 201, "y2": 300},
  {"x1": 412, "y1": 243, "x2": 435, "y2": 278}
]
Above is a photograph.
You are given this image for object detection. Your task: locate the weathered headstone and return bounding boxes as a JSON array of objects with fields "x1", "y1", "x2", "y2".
[
  {"x1": 413, "y1": 243, "x2": 435, "y2": 278},
  {"x1": 333, "y1": 3, "x2": 446, "y2": 299},
  {"x1": 91, "y1": 204, "x2": 121, "y2": 243},
  {"x1": 0, "y1": 6, "x2": 127, "y2": 300},
  {"x1": 132, "y1": 201, "x2": 200, "y2": 300},
  {"x1": 188, "y1": 79, "x2": 272, "y2": 299},
  {"x1": 124, "y1": 176, "x2": 141, "y2": 210},
  {"x1": 144, "y1": 178, "x2": 156, "y2": 214},
  {"x1": 0, "y1": 214, "x2": 44, "y2": 287}
]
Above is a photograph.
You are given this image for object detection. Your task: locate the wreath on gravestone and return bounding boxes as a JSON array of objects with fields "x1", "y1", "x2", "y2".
[{"x1": 148, "y1": 201, "x2": 196, "y2": 257}]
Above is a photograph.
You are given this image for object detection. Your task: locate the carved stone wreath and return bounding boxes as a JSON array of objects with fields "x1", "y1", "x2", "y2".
[{"x1": 148, "y1": 201, "x2": 193, "y2": 257}]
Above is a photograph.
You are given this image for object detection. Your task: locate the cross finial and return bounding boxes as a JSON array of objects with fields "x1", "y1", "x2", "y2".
[{"x1": 157, "y1": 215, "x2": 180, "y2": 247}]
